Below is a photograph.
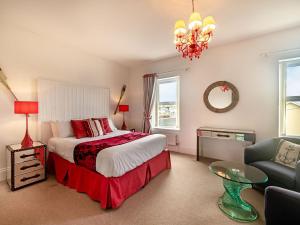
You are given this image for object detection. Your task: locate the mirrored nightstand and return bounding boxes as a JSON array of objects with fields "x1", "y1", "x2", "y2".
[{"x1": 6, "y1": 141, "x2": 47, "y2": 191}]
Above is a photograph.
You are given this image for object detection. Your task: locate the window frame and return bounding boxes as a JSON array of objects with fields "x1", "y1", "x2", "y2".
[
  {"x1": 279, "y1": 57, "x2": 300, "y2": 137},
  {"x1": 153, "y1": 76, "x2": 180, "y2": 130}
]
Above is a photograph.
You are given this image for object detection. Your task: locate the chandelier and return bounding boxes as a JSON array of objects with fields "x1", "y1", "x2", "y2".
[{"x1": 174, "y1": 0, "x2": 216, "y2": 60}]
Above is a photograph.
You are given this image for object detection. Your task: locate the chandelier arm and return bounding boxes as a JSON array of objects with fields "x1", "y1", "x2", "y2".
[
  {"x1": 181, "y1": 43, "x2": 188, "y2": 51},
  {"x1": 192, "y1": 0, "x2": 195, "y2": 12}
]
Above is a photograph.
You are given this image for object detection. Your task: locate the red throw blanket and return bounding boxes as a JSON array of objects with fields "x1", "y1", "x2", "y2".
[{"x1": 73, "y1": 132, "x2": 149, "y2": 171}]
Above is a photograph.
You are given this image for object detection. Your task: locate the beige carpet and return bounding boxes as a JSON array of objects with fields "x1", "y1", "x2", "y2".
[{"x1": 0, "y1": 153, "x2": 265, "y2": 225}]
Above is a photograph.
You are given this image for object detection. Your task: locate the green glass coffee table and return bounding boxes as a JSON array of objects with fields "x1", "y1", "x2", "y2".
[{"x1": 209, "y1": 161, "x2": 268, "y2": 222}]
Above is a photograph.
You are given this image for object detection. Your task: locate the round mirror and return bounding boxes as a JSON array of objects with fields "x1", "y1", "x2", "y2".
[{"x1": 203, "y1": 81, "x2": 239, "y2": 113}]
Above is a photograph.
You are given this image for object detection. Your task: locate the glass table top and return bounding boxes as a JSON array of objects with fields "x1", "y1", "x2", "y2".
[{"x1": 209, "y1": 161, "x2": 268, "y2": 184}]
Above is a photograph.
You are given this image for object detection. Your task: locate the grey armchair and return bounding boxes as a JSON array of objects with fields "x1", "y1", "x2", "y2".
[
  {"x1": 244, "y1": 137, "x2": 300, "y2": 192},
  {"x1": 265, "y1": 186, "x2": 300, "y2": 225}
]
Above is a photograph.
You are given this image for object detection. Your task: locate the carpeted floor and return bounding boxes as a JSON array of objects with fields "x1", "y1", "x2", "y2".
[{"x1": 0, "y1": 152, "x2": 265, "y2": 225}]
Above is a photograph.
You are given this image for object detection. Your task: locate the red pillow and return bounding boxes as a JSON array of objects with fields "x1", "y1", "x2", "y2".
[
  {"x1": 71, "y1": 120, "x2": 89, "y2": 139},
  {"x1": 93, "y1": 118, "x2": 112, "y2": 134}
]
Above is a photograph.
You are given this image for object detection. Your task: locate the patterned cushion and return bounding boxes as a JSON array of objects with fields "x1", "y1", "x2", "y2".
[
  {"x1": 274, "y1": 139, "x2": 300, "y2": 169},
  {"x1": 93, "y1": 118, "x2": 113, "y2": 134},
  {"x1": 94, "y1": 120, "x2": 104, "y2": 135},
  {"x1": 85, "y1": 119, "x2": 99, "y2": 137},
  {"x1": 71, "y1": 120, "x2": 89, "y2": 139}
]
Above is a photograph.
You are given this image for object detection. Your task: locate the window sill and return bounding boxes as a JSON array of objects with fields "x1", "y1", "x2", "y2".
[
  {"x1": 279, "y1": 134, "x2": 300, "y2": 138},
  {"x1": 152, "y1": 127, "x2": 180, "y2": 131}
]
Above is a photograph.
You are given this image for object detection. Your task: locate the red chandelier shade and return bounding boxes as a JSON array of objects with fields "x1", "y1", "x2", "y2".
[
  {"x1": 119, "y1": 105, "x2": 129, "y2": 112},
  {"x1": 14, "y1": 101, "x2": 39, "y2": 148},
  {"x1": 14, "y1": 101, "x2": 38, "y2": 114}
]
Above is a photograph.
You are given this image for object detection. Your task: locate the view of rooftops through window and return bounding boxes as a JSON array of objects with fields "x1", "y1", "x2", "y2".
[
  {"x1": 286, "y1": 62, "x2": 300, "y2": 136},
  {"x1": 157, "y1": 77, "x2": 179, "y2": 129}
]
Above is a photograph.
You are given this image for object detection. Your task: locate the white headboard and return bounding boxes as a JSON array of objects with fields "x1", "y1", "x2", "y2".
[{"x1": 37, "y1": 79, "x2": 110, "y2": 143}]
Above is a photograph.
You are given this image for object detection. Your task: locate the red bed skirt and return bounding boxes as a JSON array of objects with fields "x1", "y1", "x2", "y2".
[{"x1": 48, "y1": 150, "x2": 171, "y2": 209}]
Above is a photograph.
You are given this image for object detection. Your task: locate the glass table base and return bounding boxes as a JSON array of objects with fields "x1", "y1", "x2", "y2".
[{"x1": 218, "y1": 179, "x2": 258, "y2": 222}]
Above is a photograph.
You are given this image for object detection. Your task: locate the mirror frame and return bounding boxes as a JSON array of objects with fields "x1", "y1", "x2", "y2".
[{"x1": 203, "y1": 81, "x2": 239, "y2": 113}]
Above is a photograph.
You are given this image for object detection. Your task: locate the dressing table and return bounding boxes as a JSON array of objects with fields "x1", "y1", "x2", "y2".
[{"x1": 196, "y1": 127, "x2": 256, "y2": 161}]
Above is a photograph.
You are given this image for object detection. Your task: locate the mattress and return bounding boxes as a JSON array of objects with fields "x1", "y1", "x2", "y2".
[{"x1": 48, "y1": 130, "x2": 167, "y2": 177}]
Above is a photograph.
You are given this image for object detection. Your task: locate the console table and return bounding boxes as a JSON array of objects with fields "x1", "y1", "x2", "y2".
[{"x1": 196, "y1": 127, "x2": 256, "y2": 161}]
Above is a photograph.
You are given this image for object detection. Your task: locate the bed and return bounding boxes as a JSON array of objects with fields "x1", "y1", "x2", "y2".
[
  {"x1": 38, "y1": 79, "x2": 171, "y2": 209},
  {"x1": 47, "y1": 130, "x2": 171, "y2": 209}
]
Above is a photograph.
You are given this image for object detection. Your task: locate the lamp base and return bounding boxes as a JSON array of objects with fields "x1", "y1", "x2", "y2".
[
  {"x1": 21, "y1": 131, "x2": 33, "y2": 148},
  {"x1": 121, "y1": 121, "x2": 127, "y2": 130}
]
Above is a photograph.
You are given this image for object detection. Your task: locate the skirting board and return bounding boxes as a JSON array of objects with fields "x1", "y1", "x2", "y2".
[
  {"x1": 168, "y1": 146, "x2": 196, "y2": 156},
  {"x1": 0, "y1": 168, "x2": 6, "y2": 182}
]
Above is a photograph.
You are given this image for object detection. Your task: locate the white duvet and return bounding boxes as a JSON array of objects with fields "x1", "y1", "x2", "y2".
[{"x1": 48, "y1": 130, "x2": 167, "y2": 177}]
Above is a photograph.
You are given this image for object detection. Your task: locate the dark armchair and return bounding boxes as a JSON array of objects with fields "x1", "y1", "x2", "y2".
[
  {"x1": 265, "y1": 186, "x2": 300, "y2": 225},
  {"x1": 244, "y1": 137, "x2": 300, "y2": 192}
]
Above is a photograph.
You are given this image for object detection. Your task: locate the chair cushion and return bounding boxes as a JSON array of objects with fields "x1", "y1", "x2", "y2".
[
  {"x1": 273, "y1": 139, "x2": 300, "y2": 169},
  {"x1": 250, "y1": 161, "x2": 296, "y2": 189}
]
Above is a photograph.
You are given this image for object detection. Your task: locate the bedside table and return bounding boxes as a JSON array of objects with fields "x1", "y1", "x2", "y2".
[{"x1": 6, "y1": 141, "x2": 47, "y2": 191}]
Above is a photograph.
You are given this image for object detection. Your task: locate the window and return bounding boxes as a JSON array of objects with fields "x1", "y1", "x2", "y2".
[
  {"x1": 279, "y1": 58, "x2": 300, "y2": 136},
  {"x1": 153, "y1": 76, "x2": 180, "y2": 130}
]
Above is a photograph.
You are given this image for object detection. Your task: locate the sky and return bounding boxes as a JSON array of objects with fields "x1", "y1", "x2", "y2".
[
  {"x1": 159, "y1": 82, "x2": 177, "y2": 102},
  {"x1": 287, "y1": 65, "x2": 300, "y2": 96}
]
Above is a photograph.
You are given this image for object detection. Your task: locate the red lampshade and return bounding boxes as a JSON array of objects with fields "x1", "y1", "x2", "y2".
[
  {"x1": 14, "y1": 101, "x2": 38, "y2": 114},
  {"x1": 119, "y1": 104, "x2": 129, "y2": 112}
]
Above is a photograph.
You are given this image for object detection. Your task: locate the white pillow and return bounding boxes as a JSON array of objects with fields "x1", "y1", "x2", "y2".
[
  {"x1": 51, "y1": 121, "x2": 74, "y2": 138},
  {"x1": 108, "y1": 118, "x2": 118, "y2": 131},
  {"x1": 50, "y1": 122, "x2": 59, "y2": 137}
]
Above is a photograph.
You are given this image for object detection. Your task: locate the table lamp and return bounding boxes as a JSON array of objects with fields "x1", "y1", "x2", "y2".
[
  {"x1": 14, "y1": 101, "x2": 38, "y2": 148},
  {"x1": 119, "y1": 104, "x2": 129, "y2": 130}
]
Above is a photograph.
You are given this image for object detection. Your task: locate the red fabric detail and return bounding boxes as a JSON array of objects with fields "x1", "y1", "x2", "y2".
[
  {"x1": 48, "y1": 150, "x2": 171, "y2": 209},
  {"x1": 71, "y1": 120, "x2": 89, "y2": 139},
  {"x1": 74, "y1": 132, "x2": 149, "y2": 171},
  {"x1": 34, "y1": 147, "x2": 45, "y2": 166},
  {"x1": 93, "y1": 118, "x2": 112, "y2": 134}
]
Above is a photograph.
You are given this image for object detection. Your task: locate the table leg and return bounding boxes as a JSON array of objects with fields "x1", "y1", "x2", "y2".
[
  {"x1": 218, "y1": 179, "x2": 258, "y2": 222},
  {"x1": 197, "y1": 136, "x2": 200, "y2": 161}
]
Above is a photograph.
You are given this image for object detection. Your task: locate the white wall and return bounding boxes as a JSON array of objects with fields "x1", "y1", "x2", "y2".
[
  {"x1": 128, "y1": 26, "x2": 300, "y2": 156},
  {"x1": 0, "y1": 22, "x2": 130, "y2": 180}
]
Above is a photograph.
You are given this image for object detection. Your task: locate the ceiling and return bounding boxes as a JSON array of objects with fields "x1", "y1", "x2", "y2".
[{"x1": 1, "y1": 0, "x2": 300, "y2": 67}]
